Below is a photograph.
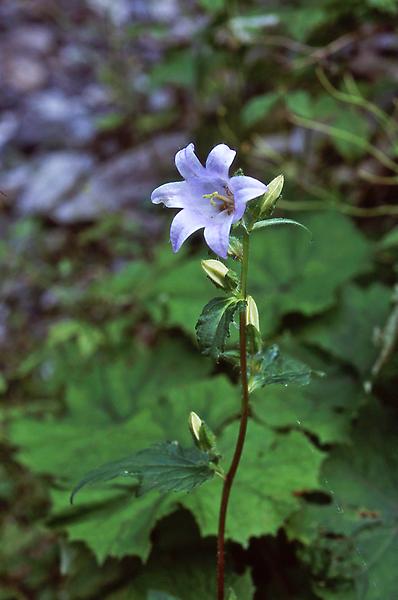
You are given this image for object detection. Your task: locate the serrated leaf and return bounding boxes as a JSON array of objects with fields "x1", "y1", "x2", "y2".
[
  {"x1": 183, "y1": 420, "x2": 324, "y2": 545},
  {"x1": 252, "y1": 218, "x2": 312, "y2": 237},
  {"x1": 71, "y1": 442, "x2": 215, "y2": 503},
  {"x1": 12, "y1": 376, "x2": 239, "y2": 563},
  {"x1": 195, "y1": 297, "x2": 245, "y2": 358},
  {"x1": 248, "y1": 344, "x2": 315, "y2": 393}
]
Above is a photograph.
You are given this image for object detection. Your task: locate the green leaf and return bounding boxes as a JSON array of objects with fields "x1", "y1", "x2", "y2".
[
  {"x1": 248, "y1": 212, "x2": 372, "y2": 335},
  {"x1": 332, "y1": 110, "x2": 371, "y2": 160},
  {"x1": 300, "y1": 284, "x2": 391, "y2": 375},
  {"x1": 183, "y1": 420, "x2": 324, "y2": 545},
  {"x1": 252, "y1": 353, "x2": 366, "y2": 445},
  {"x1": 199, "y1": 0, "x2": 225, "y2": 12},
  {"x1": 71, "y1": 442, "x2": 215, "y2": 503},
  {"x1": 10, "y1": 340, "x2": 212, "y2": 562},
  {"x1": 251, "y1": 218, "x2": 312, "y2": 237},
  {"x1": 241, "y1": 92, "x2": 280, "y2": 127},
  {"x1": 150, "y1": 213, "x2": 371, "y2": 337},
  {"x1": 285, "y1": 91, "x2": 313, "y2": 118},
  {"x1": 195, "y1": 297, "x2": 245, "y2": 359},
  {"x1": 111, "y1": 542, "x2": 254, "y2": 599},
  {"x1": 288, "y1": 404, "x2": 398, "y2": 600},
  {"x1": 248, "y1": 344, "x2": 315, "y2": 393}
]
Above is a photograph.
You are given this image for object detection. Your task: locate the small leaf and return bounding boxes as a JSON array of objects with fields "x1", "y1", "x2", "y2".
[
  {"x1": 71, "y1": 442, "x2": 214, "y2": 503},
  {"x1": 252, "y1": 218, "x2": 312, "y2": 237},
  {"x1": 241, "y1": 92, "x2": 280, "y2": 127},
  {"x1": 249, "y1": 344, "x2": 316, "y2": 393},
  {"x1": 196, "y1": 297, "x2": 245, "y2": 359}
]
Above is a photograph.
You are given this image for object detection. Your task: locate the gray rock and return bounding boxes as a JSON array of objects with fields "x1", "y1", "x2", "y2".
[
  {"x1": 0, "y1": 112, "x2": 18, "y2": 151},
  {"x1": 18, "y1": 152, "x2": 94, "y2": 216},
  {"x1": 10, "y1": 25, "x2": 55, "y2": 55},
  {"x1": 0, "y1": 164, "x2": 32, "y2": 203},
  {"x1": 54, "y1": 133, "x2": 187, "y2": 223},
  {"x1": 86, "y1": 0, "x2": 134, "y2": 25},
  {"x1": 3, "y1": 55, "x2": 48, "y2": 93},
  {"x1": 17, "y1": 89, "x2": 96, "y2": 147},
  {"x1": 87, "y1": 0, "x2": 180, "y2": 24}
]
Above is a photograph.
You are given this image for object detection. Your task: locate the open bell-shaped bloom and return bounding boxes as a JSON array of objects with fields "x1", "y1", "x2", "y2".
[{"x1": 151, "y1": 143, "x2": 267, "y2": 258}]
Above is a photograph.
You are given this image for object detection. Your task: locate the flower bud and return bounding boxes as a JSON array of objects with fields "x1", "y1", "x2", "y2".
[
  {"x1": 188, "y1": 411, "x2": 202, "y2": 442},
  {"x1": 201, "y1": 259, "x2": 229, "y2": 288},
  {"x1": 188, "y1": 411, "x2": 218, "y2": 455},
  {"x1": 246, "y1": 295, "x2": 260, "y2": 332},
  {"x1": 259, "y1": 174, "x2": 284, "y2": 217},
  {"x1": 201, "y1": 259, "x2": 239, "y2": 291}
]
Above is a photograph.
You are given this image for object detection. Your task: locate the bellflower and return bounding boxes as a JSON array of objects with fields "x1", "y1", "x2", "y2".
[{"x1": 151, "y1": 143, "x2": 267, "y2": 258}]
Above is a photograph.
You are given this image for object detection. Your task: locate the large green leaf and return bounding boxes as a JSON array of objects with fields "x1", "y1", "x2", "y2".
[
  {"x1": 300, "y1": 283, "x2": 391, "y2": 375},
  {"x1": 183, "y1": 420, "x2": 324, "y2": 545},
  {"x1": 287, "y1": 404, "x2": 398, "y2": 600},
  {"x1": 252, "y1": 361, "x2": 366, "y2": 445},
  {"x1": 196, "y1": 296, "x2": 245, "y2": 358},
  {"x1": 10, "y1": 340, "x2": 212, "y2": 562}
]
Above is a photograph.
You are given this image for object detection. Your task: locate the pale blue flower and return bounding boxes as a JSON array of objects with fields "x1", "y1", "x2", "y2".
[{"x1": 151, "y1": 143, "x2": 267, "y2": 258}]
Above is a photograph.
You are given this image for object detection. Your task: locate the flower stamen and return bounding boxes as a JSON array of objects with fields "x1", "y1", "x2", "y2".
[{"x1": 203, "y1": 188, "x2": 235, "y2": 213}]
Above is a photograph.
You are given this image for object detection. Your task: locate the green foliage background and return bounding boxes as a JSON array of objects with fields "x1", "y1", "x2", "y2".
[{"x1": 1, "y1": 0, "x2": 398, "y2": 598}]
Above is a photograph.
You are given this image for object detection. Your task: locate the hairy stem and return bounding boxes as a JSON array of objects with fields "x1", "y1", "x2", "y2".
[{"x1": 217, "y1": 231, "x2": 250, "y2": 600}]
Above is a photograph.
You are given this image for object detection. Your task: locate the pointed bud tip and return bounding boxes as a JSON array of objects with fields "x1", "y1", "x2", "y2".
[
  {"x1": 246, "y1": 295, "x2": 260, "y2": 332},
  {"x1": 201, "y1": 259, "x2": 229, "y2": 288},
  {"x1": 259, "y1": 174, "x2": 284, "y2": 217},
  {"x1": 188, "y1": 411, "x2": 203, "y2": 441}
]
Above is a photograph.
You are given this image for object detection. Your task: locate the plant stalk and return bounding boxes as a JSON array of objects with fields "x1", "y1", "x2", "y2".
[{"x1": 216, "y1": 231, "x2": 250, "y2": 600}]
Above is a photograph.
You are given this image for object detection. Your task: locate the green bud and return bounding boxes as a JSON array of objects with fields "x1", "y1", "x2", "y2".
[
  {"x1": 201, "y1": 259, "x2": 239, "y2": 292},
  {"x1": 259, "y1": 174, "x2": 284, "y2": 217},
  {"x1": 246, "y1": 295, "x2": 260, "y2": 332},
  {"x1": 201, "y1": 259, "x2": 229, "y2": 288},
  {"x1": 188, "y1": 411, "x2": 218, "y2": 455},
  {"x1": 188, "y1": 411, "x2": 202, "y2": 442}
]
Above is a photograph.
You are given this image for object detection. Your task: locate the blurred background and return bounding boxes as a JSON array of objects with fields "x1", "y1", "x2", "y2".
[{"x1": 1, "y1": 0, "x2": 398, "y2": 598}]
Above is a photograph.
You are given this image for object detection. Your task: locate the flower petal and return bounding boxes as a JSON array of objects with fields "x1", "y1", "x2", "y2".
[
  {"x1": 205, "y1": 144, "x2": 236, "y2": 179},
  {"x1": 229, "y1": 175, "x2": 267, "y2": 204},
  {"x1": 151, "y1": 181, "x2": 190, "y2": 208},
  {"x1": 175, "y1": 143, "x2": 206, "y2": 182},
  {"x1": 204, "y1": 212, "x2": 234, "y2": 259},
  {"x1": 170, "y1": 209, "x2": 206, "y2": 253}
]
